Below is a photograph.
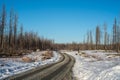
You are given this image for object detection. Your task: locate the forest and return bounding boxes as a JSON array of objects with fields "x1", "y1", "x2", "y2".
[
  {"x1": 0, "y1": 5, "x2": 120, "y2": 57},
  {"x1": 0, "y1": 5, "x2": 54, "y2": 56}
]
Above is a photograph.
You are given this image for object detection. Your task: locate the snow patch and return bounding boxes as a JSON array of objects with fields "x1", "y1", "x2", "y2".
[
  {"x1": 63, "y1": 50, "x2": 120, "y2": 80},
  {"x1": 0, "y1": 51, "x2": 60, "y2": 79}
]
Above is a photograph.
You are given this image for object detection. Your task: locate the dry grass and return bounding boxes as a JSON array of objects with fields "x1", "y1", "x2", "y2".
[
  {"x1": 79, "y1": 52, "x2": 89, "y2": 57},
  {"x1": 41, "y1": 51, "x2": 53, "y2": 60},
  {"x1": 106, "y1": 54, "x2": 120, "y2": 57},
  {"x1": 79, "y1": 52, "x2": 103, "y2": 61},
  {"x1": 22, "y1": 56, "x2": 35, "y2": 62},
  {"x1": 0, "y1": 48, "x2": 33, "y2": 58}
]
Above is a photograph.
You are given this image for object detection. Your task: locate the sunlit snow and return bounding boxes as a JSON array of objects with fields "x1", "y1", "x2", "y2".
[
  {"x1": 64, "y1": 50, "x2": 120, "y2": 80},
  {"x1": 0, "y1": 51, "x2": 60, "y2": 79}
]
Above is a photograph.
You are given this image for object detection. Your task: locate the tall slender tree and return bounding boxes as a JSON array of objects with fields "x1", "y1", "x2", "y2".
[
  {"x1": 113, "y1": 18, "x2": 117, "y2": 51},
  {"x1": 0, "y1": 5, "x2": 6, "y2": 49},
  {"x1": 89, "y1": 30, "x2": 93, "y2": 49},
  {"x1": 9, "y1": 9, "x2": 13, "y2": 48},
  {"x1": 96, "y1": 25, "x2": 101, "y2": 49},
  {"x1": 19, "y1": 24, "x2": 23, "y2": 49},
  {"x1": 104, "y1": 23, "x2": 107, "y2": 50},
  {"x1": 13, "y1": 14, "x2": 18, "y2": 49}
]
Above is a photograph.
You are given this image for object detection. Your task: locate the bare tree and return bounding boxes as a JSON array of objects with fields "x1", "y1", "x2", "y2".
[
  {"x1": 9, "y1": 9, "x2": 13, "y2": 48},
  {"x1": 96, "y1": 25, "x2": 101, "y2": 49},
  {"x1": 116, "y1": 22, "x2": 120, "y2": 52},
  {"x1": 19, "y1": 24, "x2": 23, "y2": 49},
  {"x1": 104, "y1": 23, "x2": 107, "y2": 50},
  {"x1": 89, "y1": 30, "x2": 93, "y2": 49},
  {"x1": 13, "y1": 14, "x2": 18, "y2": 49},
  {"x1": 106, "y1": 33, "x2": 110, "y2": 50},
  {"x1": 0, "y1": 5, "x2": 6, "y2": 49},
  {"x1": 86, "y1": 31, "x2": 89, "y2": 49},
  {"x1": 112, "y1": 18, "x2": 118, "y2": 52}
]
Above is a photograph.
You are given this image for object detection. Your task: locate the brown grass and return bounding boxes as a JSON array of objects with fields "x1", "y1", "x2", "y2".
[
  {"x1": 22, "y1": 56, "x2": 34, "y2": 62},
  {"x1": 106, "y1": 54, "x2": 120, "y2": 57},
  {"x1": 42, "y1": 51, "x2": 53, "y2": 60}
]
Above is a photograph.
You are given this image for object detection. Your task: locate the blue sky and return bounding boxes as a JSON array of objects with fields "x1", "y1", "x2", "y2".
[{"x1": 0, "y1": 0, "x2": 120, "y2": 43}]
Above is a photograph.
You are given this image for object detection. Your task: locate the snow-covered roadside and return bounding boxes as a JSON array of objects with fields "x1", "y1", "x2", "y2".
[
  {"x1": 0, "y1": 51, "x2": 60, "y2": 79},
  {"x1": 64, "y1": 50, "x2": 120, "y2": 80}
]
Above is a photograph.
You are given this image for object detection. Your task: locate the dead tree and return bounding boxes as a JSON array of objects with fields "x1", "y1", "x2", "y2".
[
  {"x1": 19, "y1": 24, "x2": 23, "y2": 49},
  {"x1": 113, "y1": 18, "x2": 117, "y2": 52},
  {"x1": 104, "y1": 23, "x2": 107, "y2": 50},
  {"x1": 0, "y1": 5, "x2": 6, "y2": 49},
  {"x1": 9, "y1": 9, "x2": 13, "y2": 48},
  {"x1": 13, "y1": 14, "x2": 18, "y2": 49},
  {"x1": 96, "y1": 26, "x2": 101, "y2": 49},
  {"x1": 89, "y1": 30, "x2": 93, "y2": 49}
]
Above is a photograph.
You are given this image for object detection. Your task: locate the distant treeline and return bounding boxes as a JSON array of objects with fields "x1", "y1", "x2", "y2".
[
  {"x1": 54, "y1": 18, "x2": 120, "y2": 52},
  {"x1": 82, "y1": 17, "x2": 120, "y2": 52}
]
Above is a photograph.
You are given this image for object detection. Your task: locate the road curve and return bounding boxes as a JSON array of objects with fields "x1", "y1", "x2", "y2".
[{"x1": 6, "y1": 52, "x2": 75, "y2": 80}]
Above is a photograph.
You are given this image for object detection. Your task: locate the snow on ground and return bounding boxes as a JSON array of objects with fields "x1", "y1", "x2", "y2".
[
  {"x1": 63, "y1": 50, "x2": 120, "y2": 80},
  {"x1": 0, "y1": 51, "x2": 60, "y2": 80}
]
